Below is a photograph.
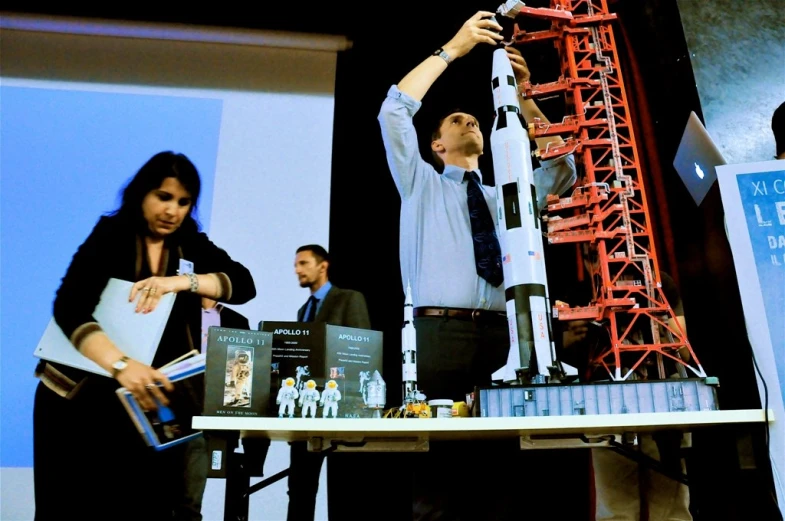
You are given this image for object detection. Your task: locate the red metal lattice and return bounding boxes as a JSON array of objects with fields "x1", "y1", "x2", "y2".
[{"x1": 508, "y1": 0, "x2": 705, "y2": 381}]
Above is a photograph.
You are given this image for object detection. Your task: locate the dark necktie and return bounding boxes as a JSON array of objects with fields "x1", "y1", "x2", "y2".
[
  {"x1": 304, "y1": 296, "x2": 319, "y2": 322},
  {"x1": 465, "y1": 171, "x2": 503, "y2": 287}
]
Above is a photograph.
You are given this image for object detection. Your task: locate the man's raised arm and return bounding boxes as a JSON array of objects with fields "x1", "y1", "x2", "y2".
[{"x1": 398, "y1": 11, "x2": 503, "y2": 101}]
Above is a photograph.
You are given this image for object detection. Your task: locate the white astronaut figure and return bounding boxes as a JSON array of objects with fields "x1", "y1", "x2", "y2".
[
  {"x1": 276, "y1": 377, "x2": 299, "y2": 418},
  {"x1": 298, "y1": 379, "x2": 321, "y2": 418},
  {"x1": 320, "y1": 379, "x2": 342, "y2": 418}
]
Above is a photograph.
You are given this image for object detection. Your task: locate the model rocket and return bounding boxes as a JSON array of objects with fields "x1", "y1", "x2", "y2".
[
  {"x1": 488, "y1": 47, "x2": 562, "y2": 384},
  {"x1": 401, "y1": 281, "x2": 423, "y2": 402}
]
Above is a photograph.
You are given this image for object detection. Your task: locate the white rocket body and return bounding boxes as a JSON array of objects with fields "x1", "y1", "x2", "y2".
[
  {"x1": 489, "y1": 48, "x2": 556, "y2": 382},
  {"x1": 402, "y1": 281, "x2": 418, "y2": 397}
]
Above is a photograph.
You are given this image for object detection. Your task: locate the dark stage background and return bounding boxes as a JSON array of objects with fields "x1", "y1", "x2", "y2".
[{"x1": 4, "y1": 1, "x2": 781, "y2": 519}]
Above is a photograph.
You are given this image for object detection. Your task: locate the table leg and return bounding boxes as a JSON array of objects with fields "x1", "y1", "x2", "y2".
[{"x1": 207, "y1": 431, "x2": 251, "y2": 521}]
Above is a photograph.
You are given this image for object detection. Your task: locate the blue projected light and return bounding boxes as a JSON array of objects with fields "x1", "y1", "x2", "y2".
[{"x1": 0, "y1": 86, "x2": 223, "y2": 467}]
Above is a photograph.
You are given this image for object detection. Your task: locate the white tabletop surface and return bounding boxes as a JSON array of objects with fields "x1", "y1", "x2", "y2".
[{"x1": 192, "y1": 409, "x2": 773, "y2": 442}]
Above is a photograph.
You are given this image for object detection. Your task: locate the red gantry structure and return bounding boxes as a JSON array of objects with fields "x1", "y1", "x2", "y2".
[{"x1": 498, "y1": 0, "x2": 706, "y2": 381}]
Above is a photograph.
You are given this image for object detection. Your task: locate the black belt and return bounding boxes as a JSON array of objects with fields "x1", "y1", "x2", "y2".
[{"x1": 413, "y1": 306, "x2": 507, "y2": 323}]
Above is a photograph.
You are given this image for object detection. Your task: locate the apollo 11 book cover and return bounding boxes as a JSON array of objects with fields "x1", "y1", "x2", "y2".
[
  {"x1": 203, "y1": 327, "x2": 272, "y2": 417},
  {"x1": 258, "y1": 321, "x2": 383, "y2": 418}
]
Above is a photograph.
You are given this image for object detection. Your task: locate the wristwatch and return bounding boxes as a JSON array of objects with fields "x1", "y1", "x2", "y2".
[
  {"x1": 111, "y1": 355, "x2": 130, "y2": 378},
  {"x1": 432, "y1": 47, "x2": 453, "y2": 65}
]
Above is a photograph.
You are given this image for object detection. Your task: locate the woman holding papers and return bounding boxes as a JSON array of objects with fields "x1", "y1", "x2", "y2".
[{"x1": 33, "y1": 151, "x2": 256, "y2": 521}]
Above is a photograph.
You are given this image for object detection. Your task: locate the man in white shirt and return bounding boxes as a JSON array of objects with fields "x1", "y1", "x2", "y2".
[{"x1": 377, "y1": 10, "x2": 577, "y2": 520}]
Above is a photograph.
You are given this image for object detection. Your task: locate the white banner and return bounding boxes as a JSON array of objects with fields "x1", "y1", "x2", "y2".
[{"x1": 717, "y1": 159, "x2": 785, "y2": 511}]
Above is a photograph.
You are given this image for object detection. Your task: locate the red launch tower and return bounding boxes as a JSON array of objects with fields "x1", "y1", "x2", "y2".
[{"x1": 504, "y1": 0, "x2": 706, "y2": 381}]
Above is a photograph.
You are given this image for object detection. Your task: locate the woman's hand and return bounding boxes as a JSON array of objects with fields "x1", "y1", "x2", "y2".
[
  {"x1": 129, "y1": 276, "x2": 189, "y2": 313},
  {"x1": 115, "y1": 359, "x2": 174, "y2": 411}
]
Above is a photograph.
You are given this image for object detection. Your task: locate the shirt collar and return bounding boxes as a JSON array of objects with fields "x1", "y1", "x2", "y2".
[
  {"x1": 203, "y1": 302, "x2": 224, "y2": 314},
  {"x1": 442, "y1": 164, "x2": 484, "y2": 184},
  {"x1": 312, "y1": 281, "x2": 332, "y2": 300}
]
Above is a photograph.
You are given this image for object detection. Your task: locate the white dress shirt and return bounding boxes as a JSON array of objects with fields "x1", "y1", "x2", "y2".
[{"x1": 378, "y1": 85, "x2": 577, "y2": 311}]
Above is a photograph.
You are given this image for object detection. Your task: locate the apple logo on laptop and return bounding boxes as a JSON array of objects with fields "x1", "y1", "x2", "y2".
[{"x1": 694, "y1": 162, "x2": 705, "y2": 179}]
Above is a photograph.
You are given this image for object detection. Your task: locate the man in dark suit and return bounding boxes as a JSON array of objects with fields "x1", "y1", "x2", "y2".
[
  {"x1": 294, "y1": 245, "x2": 371, "y2": 328},
  {"x1": 288, "y1": 244, "x2": 371, "y2": 521}
]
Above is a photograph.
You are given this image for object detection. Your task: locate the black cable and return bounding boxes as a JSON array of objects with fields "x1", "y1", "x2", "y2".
[
  {"x1": 749, "y1": 347, "x2": 783, "y2": 519},
  {"x1": 242, "y1": 440, "x2": 363, "y2": 499},
  {"x1": 750, "y1": 347, "x2": 771, "y2": 466},
  {"x1": 579, "y1": 433, "x2": 689, "y2": 485},
  {"x1": 243, "y1": 468, "x2": 289, "y2": 498},
  {"x1": 580, "y1": 434, "x2": 615, "y2": 445},
  {"x1": 332, "y1": 440, "x2": 368, "y2": 449},
  {"x1": 607, "y1": 438, "x2": 689, "y2": 486}
]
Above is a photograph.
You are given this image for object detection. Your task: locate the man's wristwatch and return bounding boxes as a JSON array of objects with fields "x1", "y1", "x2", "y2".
[
  {"x1": 111, "y1": 355, "x2": 130, "y2": 378},
  {"x1": 432, "y1": 47, "x2": 453, "y2": 65}
]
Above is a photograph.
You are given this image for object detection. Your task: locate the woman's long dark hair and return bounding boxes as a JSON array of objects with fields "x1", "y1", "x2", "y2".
[{"x1": 112, "y1": 151, "x2": 202, "y2": 235}]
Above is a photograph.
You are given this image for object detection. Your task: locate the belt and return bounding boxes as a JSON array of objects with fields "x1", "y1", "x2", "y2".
[{"x1": 413, "y1": 306, "x2": 507, "y2": 323}]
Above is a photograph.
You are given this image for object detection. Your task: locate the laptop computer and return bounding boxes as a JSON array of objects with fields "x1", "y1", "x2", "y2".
[{"x1": 673, "y1": 111, "x2": 727, "y2": 206}]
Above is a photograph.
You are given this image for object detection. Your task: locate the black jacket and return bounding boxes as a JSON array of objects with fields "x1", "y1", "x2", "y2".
[
  {"x1": 296, "y1": 286, "x2": 371, "y2": 329},
  {"x1": 52, "y1": 214, "x2": 256, "y2": 383},
  {"x1": 216, "y1": 304, "x2": 251, "y2": 330}
]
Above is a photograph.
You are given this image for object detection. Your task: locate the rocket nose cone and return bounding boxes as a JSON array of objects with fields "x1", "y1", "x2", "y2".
[{"x1": 492, "y1": 47, "x2": 514, "y2": 76}]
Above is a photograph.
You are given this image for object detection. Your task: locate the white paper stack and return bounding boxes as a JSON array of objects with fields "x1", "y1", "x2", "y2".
[{"x1": 34, "y1": 278, "x2": 175, "y2": 377}]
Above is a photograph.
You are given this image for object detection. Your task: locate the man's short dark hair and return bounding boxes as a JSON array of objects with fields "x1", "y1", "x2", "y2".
[
  {"x1": 772, "y1": 101, "x2": 785, "y2": 157},
  {"x1": 296, "y1": 244, "x2": 329, "y2": 264},
  {"x1": 430, "y1": 107, "x2": 472, "y2": 171}
]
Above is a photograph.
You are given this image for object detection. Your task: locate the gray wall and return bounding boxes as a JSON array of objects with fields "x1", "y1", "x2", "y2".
[{"x1": 677, "y1": 0, "x2": 785, "y2": 163}]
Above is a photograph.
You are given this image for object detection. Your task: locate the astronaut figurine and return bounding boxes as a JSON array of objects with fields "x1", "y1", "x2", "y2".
[
  {"x1": 298, "y1": 379, "x2": 320, "y2": 418},
  {"x1": 276, "y1": 377, "x2": 299, "y2": 418},
  {"x1": 320, "y1": 379, "x2": 342, "y2": 418}
]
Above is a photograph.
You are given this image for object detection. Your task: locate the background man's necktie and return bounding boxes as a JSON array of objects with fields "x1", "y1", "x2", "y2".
[
  {"x1": 304, "y1": 296, "x2": 319, "y2": 322},
  {"x1": 465, "y1": 171, "x2": 503, "y2": 287}
]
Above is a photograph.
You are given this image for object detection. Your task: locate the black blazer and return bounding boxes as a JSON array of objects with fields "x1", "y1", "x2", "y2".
[
  {"x1": 218, "y1": 305, "x2": 250, "y2": 330},
  {"x1": 52, "y1": 214, "x2": 255, "y2": 379},
  {"x1": 296, "y1": 285, "x2": 371, "y2": 329}
]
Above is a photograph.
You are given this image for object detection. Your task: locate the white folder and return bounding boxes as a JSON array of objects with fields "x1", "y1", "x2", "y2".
[{"x1": 34, "y1": 278, "x2": 175, "y2": 377}]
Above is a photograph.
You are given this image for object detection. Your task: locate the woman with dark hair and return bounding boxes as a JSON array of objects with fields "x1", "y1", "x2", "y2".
[{"x1": 33, "y1": 151, "x2": 256, "y2": 521}]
